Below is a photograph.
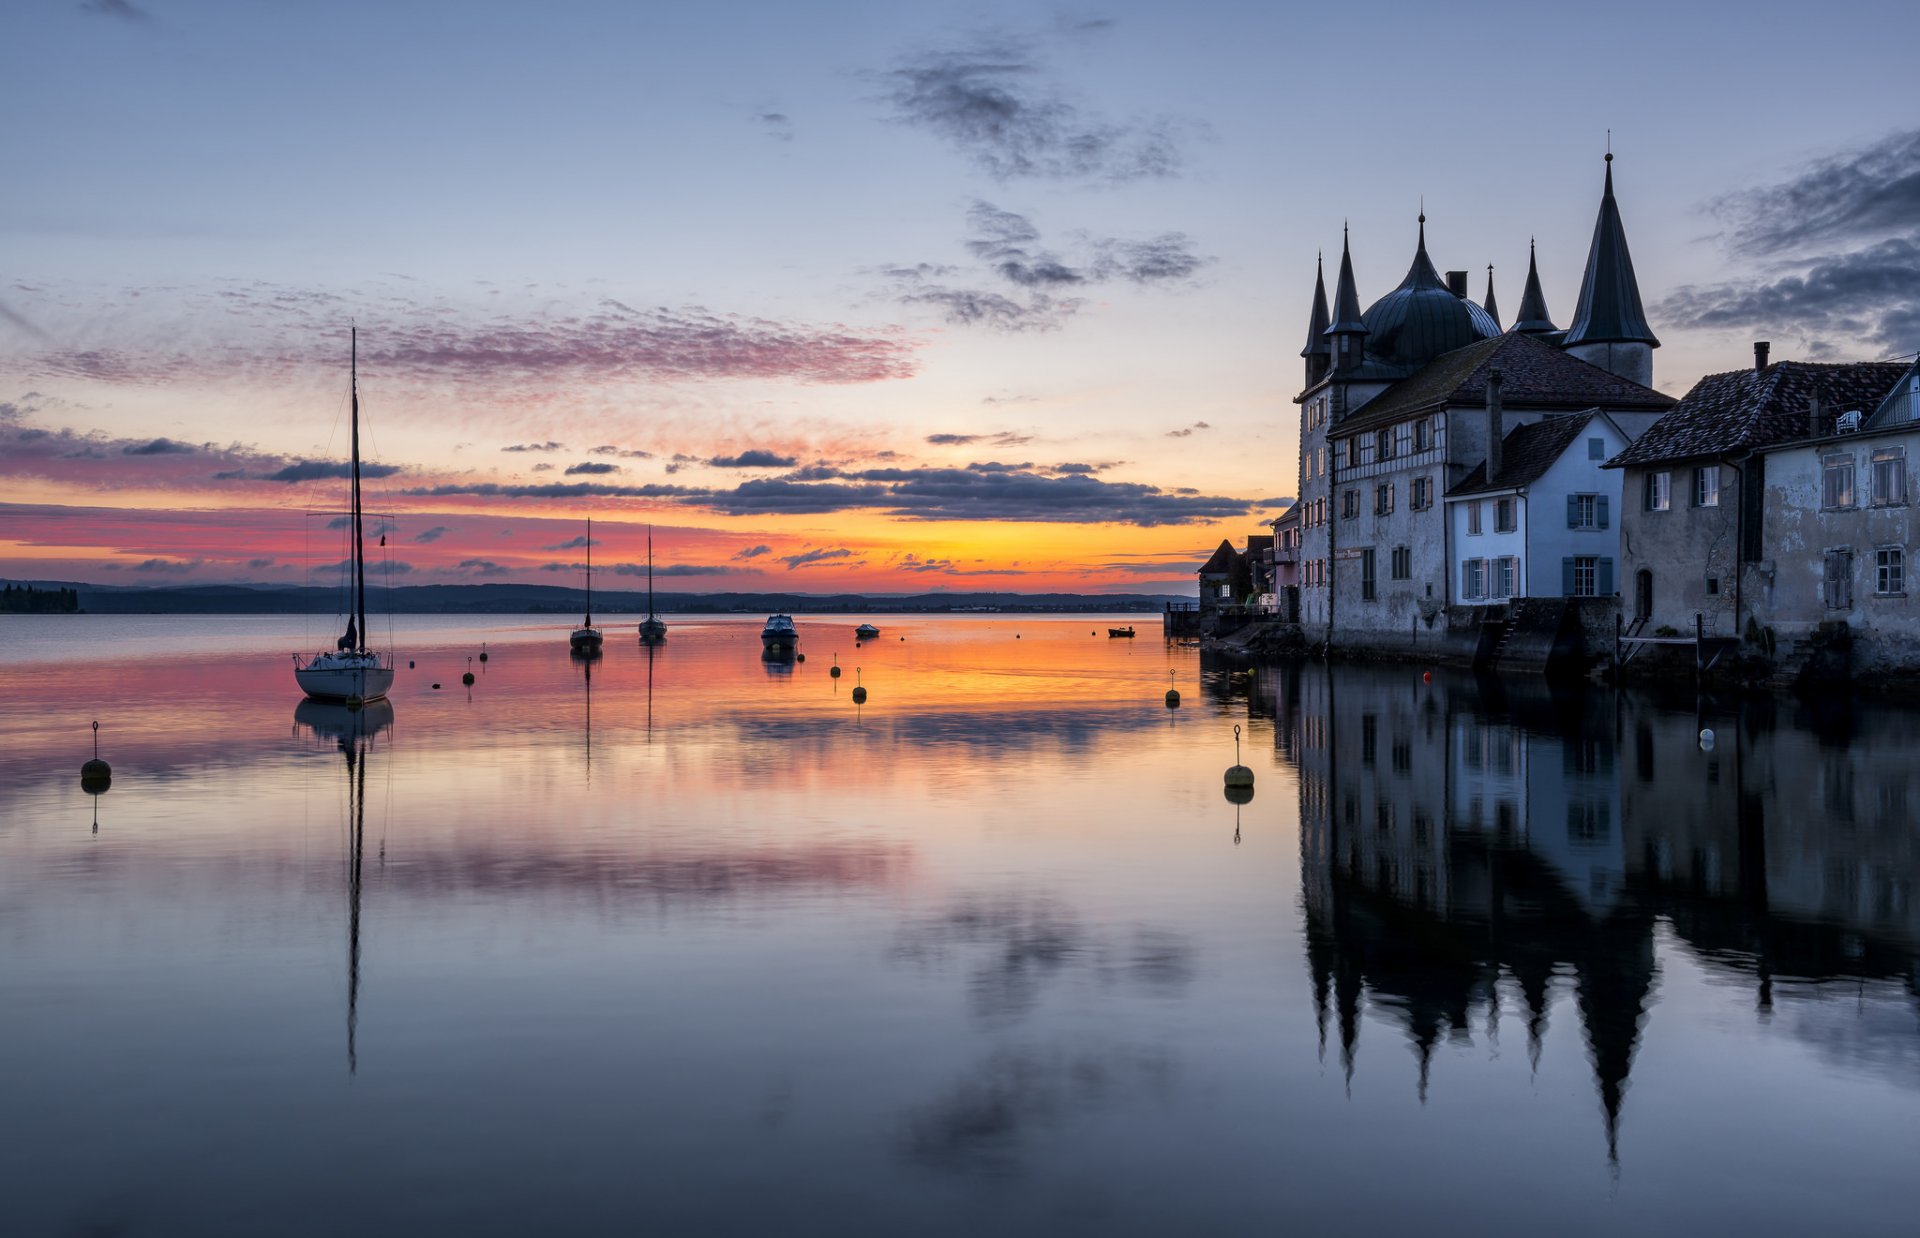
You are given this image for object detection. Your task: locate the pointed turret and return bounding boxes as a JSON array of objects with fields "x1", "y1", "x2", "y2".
[
  {"x1": 1302, "y1": 253, "x2": 1332, "y2": 387},
  {"x1": 1563, "y1": 153, "x2": 1659, "y2": 386},
  {"x1": 1324, "y1": 225, "x2": 1367, "y2": 375},
  {"x1": 1483, "y1": 264, "x2": 1499, "y2": 325},
  {"x1": 1513, "y1": 238, "x2": 1559, "y2": 336}
]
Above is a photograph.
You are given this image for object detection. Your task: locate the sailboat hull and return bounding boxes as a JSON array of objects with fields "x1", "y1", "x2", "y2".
[
  {"x1": 296, "y1": 664, "x2": 396, "y2": 704},
  {"x1": 570, "y1": 629, "x2": 604, "y2": 653},
  {"x1": 639, "y1": 619, "x2": 666, "y2": 643}
]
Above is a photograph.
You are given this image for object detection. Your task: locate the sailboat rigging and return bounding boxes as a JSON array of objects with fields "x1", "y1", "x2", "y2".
[
  {"x1": 639, "y1": 525, "x2": 667, "y2": 643},
  {"x1": 569, "y1": 516, "x2": 604, "y2": 654},
  {"x1": 295, "y1": 329, "x2": 397, "y2": 704}
]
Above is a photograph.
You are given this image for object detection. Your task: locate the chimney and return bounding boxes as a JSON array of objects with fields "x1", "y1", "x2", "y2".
[
  {"x1": 1486, "y1": 366, "x2": 1505, "y2": 481},
  {"x1": 1446, "y1": 270, "x2": 1469, "y2": 298},
  {"x1": 1809, "y1": 384, "x2": 1823, "y2": 440},
  {"x1": 1754, "y1": 340, "x2": 1770, "y2": 372}
]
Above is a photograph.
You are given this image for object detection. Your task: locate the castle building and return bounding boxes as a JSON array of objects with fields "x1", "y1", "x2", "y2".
[{"x1": 1293, "y1": 158, "x2": 1674, "y2": 650}]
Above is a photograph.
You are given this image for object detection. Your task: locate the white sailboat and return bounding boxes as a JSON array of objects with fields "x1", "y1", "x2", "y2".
[
  {"x1": 638, "y1": 526, "x2": 666, "y2": 643},
  {"x1": 570, "y1": 516, "x2": 604, "y2": 654},
  {"x1": 295, "y1": 329, "x2": 397, "y2": 704}
]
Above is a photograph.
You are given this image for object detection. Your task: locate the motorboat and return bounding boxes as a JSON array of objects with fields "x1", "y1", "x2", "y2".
[
  {"x1": 295, "y1": 329, "x2": 397, "y2": 705},
  {"x1": 569, "y1": 516, "x2": 604, "y2": 654},
  {"x1": 1108, "y1": 626, "x2": 1136, "y2": 638},
  {"x1": 761, "y1": 613, "x2": 798, "y2": 652},
  {"x1": 855, "y1": 622, "x2": 880, "y2": 640}
]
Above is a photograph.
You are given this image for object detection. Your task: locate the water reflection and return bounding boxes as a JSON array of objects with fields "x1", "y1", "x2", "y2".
[{"x1": 1273, "y1": 663, "x2": 1920, "y2": 1161}]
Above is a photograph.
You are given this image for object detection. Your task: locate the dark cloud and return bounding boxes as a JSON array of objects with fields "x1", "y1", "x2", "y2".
[
  {"x1": 927, "y1": 433, "x2": 981, "y2": 445},
  {"x1": 122, "y1": 437, "x2": 196, "y2": 456},
  {"x1": 400, "y1": 481, "x2": 702, "y2": 500},
  {"x1": 780, "y1": 547, "x2": 856, "y2": 570},
  {"x1": 898, "y1": 553, "x2": 958, "y2": 573},
  {"x1": 709, "y1": 450, "x2": 798, "y2": 469},
  {"x1": 531, "y1": 462, "x2": 554, "y2": 472},
  {"x1": 1164, "y1": 420, "x2": 1211, "y2": 438},
  {"x1": 246, "y1": 557, "x2": 276, "y2": 570},
  {"x1": 130, "y1": 557, "x2": 196, "y2": 573},
  {"x1": 898, "y1": 282, "x2": 1078, "y2": 332},
  {"x1": 965, "y1": 201, "x2": 1084, "y2": 288},
  {"x1": 546, "y1": 535, "x2": 597, "y2": 550},
  {"x1": 457, "y1": 558, "x2": 511, "y2": 577},
  {"x1": 564, "y1": 461, "x2": 620, "y2": 475},
  {"x1": 502, "y1": 441, "x2": 565, "y2": 453},
  {"x1": 1051, "y1": 462, "x2": 1110, "y2": 474},
  {"x1": 269, "y1": 459, "x2": 402, "y2": 482},
  {"x1": 412, "y1": 525, "x2": 452, "y2": 543},
  {"x1": 732, "y1": 544, "x2": 772, "y2": 560},
  {"x1": 1664, "y1": 130, "x2": 1920, "y2": 352},
  {"x1": 756, "y1": 111, "x2": 794, "y2": 142},
  {"x1": 318, "y1": 558, "x2": 415, "y2": 576},
  {"x1": 1090, "y1": 234, "x2": 1207, "y2": 283},
  {"x1": 80, "y1": 0, "x2": 149, "y2": 20},
  {"x1": 589, "y1": 445, "x2": 653, "y2": 458},
  {"x1": 540, "y1": 562, "x2": 734, "y2": 577},
  {"x1": 879, "y1": 36, "x2": 1184, "y2": 182}
]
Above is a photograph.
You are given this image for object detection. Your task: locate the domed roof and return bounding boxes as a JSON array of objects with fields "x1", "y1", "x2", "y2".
[{"x1": 1361, "y1": 219, "x2": 1501, "y2": 371}]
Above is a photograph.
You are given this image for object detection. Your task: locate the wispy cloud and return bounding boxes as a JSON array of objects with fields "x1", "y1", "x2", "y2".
[
  {"x1": 267, "y1": 460, "x2": 403, "y2": 482},
  {"x1": 412, "y1": 525, "x2": 452, "y2": 543},
  {"x1": 878, "y1": 32, "x2": 1186, "y2": 182},
  {"x1": 80, "y1": 0, "x2": 149, "y2": 21},
  {"x1": 545, "y1": 534, "x2": 596, "y2": 550},
  {"x1": 502, "y1": 441, "x2": 566, "y2": 453},
  {"x1": 733, "y1": 544, "x2": 772, "y2": 560},
  {"x1": 589, "y1": 445, "x2": 653, "y2": 458},
  {"x1": 1164, "y1": 421, "x2": 1210, "y2": 438},
  {"x1": 564, "y1": 461, "x2": 620, "y2": 475},
  {"x1": 457, "y1": 558, "x2": 511, "y2": 577},
  {"x1": 780, "y1": 547, "x2": 856, "y2": 570},
  {"x1": 756, "y1": 111, "x2": 794, "y2": 142},
  {"x1": 122, "y1": 437, "x2": 197, "y2": 455}
]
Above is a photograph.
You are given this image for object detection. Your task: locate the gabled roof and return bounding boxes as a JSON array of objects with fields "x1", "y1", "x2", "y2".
[
  {"x1": 1198, "y1": 538, "x2": 1239, "y2": 575},
  {"x1": 1333, "y1": 331, "x2": 1674, "y2": 434},
  {"x1": 1271, "y1": 504, "x2": 1302, "y2": 528},
  {"x1": 1301, "y1": 256, "x2": 1331, "y2": 358},
  {"x1": 1562, "y1": 156, "x2": 1659, "y2": 349},
  {"x1": 1447, "y1": 411, "x2": 1599, "y2": 497},
  {"x1": 1608, "y1": 359, "x2": 1910, "y2": 467}
]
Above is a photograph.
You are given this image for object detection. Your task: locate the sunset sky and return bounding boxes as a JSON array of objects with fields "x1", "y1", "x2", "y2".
[{"x1": 5, "y1": 0, "x2": 1917, "y2": 594}]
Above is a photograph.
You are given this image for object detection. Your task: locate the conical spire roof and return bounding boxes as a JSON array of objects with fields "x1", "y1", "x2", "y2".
[
  {"x1": 1394, "y1": 214, "x2": 1449, "y2": 292},
  {"x1": 1513, "y1": 238, "x2": 1558, "y2": 335},
  {"x1": 1325, "y1": 225, "x2": 1366, "y2": 336},
  {"x1": 1301, "y1": 253, "x2": 1331, "y2": 358},
  {"x1": 1483, "y1": 264, "x2": 1499, "y2": 325},
  {"x1": 1563, "y1": 155, "x2": 1659, "y2": 348}
]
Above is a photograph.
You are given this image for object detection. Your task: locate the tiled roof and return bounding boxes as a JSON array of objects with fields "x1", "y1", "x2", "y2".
[
  {"x1": 1447, "y1": 411, "x2": 1597, "y2": 497},
  {"x1": 1198, "y1": 538, "x2": 1238, "y2": 575},
  {"x1": 1335, "y1": 331, "x2": 1673, "y2": 434},
  {"x1": 1607, "y1": 360, "x2": 1910, "y2": 467}
]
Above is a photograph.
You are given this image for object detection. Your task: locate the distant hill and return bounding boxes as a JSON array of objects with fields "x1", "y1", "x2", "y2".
[{"x1": 0, "y1": 580, "x2": 1183, "y2": 615}]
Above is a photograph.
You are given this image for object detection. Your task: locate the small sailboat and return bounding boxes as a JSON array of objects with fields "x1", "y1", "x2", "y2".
[
  {"x1": 855, "y1": 622, "x2": 880, "y2": 640},
  {"x1": 296, "y1": 329, "x2": 397, "y2": 704},
  {"x1": 638, "y1": 526, "x2": 666, "y2": 644},
  {"x1": 761, "y1": 613, "x2": 798, "y2": 654},
  {"x1": 570, "y1": 516, "x2": 604, "y2": 655}
]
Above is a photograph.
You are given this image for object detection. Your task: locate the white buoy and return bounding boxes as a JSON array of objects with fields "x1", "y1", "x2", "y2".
[
  {"x1": 1224, "y1": 724, "x2": 1254, "y2": 788},
  {"x1": 1699, "y1": 728, "x2": 1716, "y2": 751}
]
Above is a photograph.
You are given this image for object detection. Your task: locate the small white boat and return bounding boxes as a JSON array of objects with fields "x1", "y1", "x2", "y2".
[
  {"x1": 855, "y1": 623, "x2": 880, "y2": 640},
  {"x1": 761, "y1": 613, "x2": 798, "y2": 652},
  {"x1": 296, "y1": 329, "x2": 396, "y2": 705},
  {"x1": 570, "y1": 516, "x2": 604, "y2": 655}
]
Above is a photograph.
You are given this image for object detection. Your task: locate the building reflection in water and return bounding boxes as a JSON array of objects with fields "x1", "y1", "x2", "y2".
[
  {"x1": 1268, "y1": 663, "x2": 1920, "y2": 1163},
  {"x1": 294, "y1": 699, "x2": 394, "y2": 1074}
]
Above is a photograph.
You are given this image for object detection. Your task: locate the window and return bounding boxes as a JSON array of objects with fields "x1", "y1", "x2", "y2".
[
  {"x1": 1693, "y1": 466, "x2": 1721, "y2": 507},
  {"x1": 1824, "y1": 548, "x2": 1854, "y2": 609},
  {"x1": 1873, "y1": 447, "x2": 1906, "y2": 506},
  {"x1": 1496, "y1": 556, "x2": 1518, "y2": 598},
  {"x1": 1563, "y1": 555, "x2": 1613, "y2": 597},
  {"x1": 1360, "y1": 548, "x2": 1377, "y2": 601},
  {"x1": 1466, "y1": 501, "x2": 1483, "y2": 535},
  {"x1": 1567, "y1": 494, "x2": 1609, "y2": 529},
  {"x1": 1376, "y1": 429, "x2": 1394, "y2": 462},
  {"x1": 1391, "y1": 546, "x2": 1411, "y2": 579},
  {"x1": 1877, "y1": 547, "x2": 1904, "y2": 595},
  {"x1": 1588, "y1": 437, "x2": 1606, "y2": 460},
  {"x1": 1331, "y1": 441, "x2": 1346, "y2": 469},
  {"x1": 1357, "y1": 437, "x2": 1375, "y2": 466},
  {"x1": 1495, "y1": 497, "x2": 1517, "y2": 533},
  {"x1": 1463, "y1": 558, "x2": 1487, "y2": 600},
  {"x1": 1823, "y1": 454, "x2": 1856, "y2": 510},
  {"x1": 1410, "y1": 476, "x2": 1432, "y2": 510},
  {"x1": 1645, "y1": 471, "x2": 1671, "y2": 511},
  {"x1": 1414, "y1": 419, "x2": 1432, "y2": 451},
  {"x1": 1374, "y1": 483, "x2": 1394, "y2": 515},
  {"x1": 1342, "y1": 489, "x2": 1359, "y2": 519},
  {"x1": 1706, "y1": 577, "x2": 1719, "y2": 595}
]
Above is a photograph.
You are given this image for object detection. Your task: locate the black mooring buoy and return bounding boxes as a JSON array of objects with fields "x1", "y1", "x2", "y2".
[
  {"x1": 462, "y1": 656, "x2": 476, "y2": 686},
  {"x1": 851, "y1": 668, "x2": 867, "y2": 705},
  {"x1": 1165, "y1": 670, "x2": 1180, "y2": 708},
  {"x1": 478, "y1": 643, "x2": 489, "y2": 663},
  {"x1": 1224, "y1": 724, "x2": 1254, "y2": 790},
  {"x1": 80, "y1": 720, "x2": 111, "y2": 790},
  {"x1": 830, "y1": 655, "x2": 841, "y2": 679}
]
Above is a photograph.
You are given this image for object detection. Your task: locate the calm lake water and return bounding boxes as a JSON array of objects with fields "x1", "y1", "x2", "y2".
[{"x1": 2, "y1": 614, "x2": 1915, "y2": 1236}]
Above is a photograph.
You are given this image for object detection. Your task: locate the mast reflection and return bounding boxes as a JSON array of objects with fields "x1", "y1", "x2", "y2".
[{"x1": 294, "y1": 699, "x2": 392, "y2": 1074}]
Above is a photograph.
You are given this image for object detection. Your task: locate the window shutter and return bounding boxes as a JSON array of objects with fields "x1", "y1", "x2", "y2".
[
  {"x1": 1562, "y1": 557, "x2": 1576, "y2": 597},
  {"x1": 1566, "y1": 495, "x2": 1579, "y2": 528},
  {"x1": 1598, "y1": 557, "x2": 1615, "y2": 595},
  {"x1": 1596, "y1": 495, "x2": 1609, "y2": 529}
]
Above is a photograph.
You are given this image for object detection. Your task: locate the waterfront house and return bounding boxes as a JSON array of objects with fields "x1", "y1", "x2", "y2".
[
  {"x1": 1747, "y1": 358, "x2": 1920, "y2": 674},
  {"x1": 1444, "y1": 409, "x2": 1640, "y2": 606},
  {"x1": 1292, "y1": 157, "x2": 1673, "y2": 652},
  {"x1": 1606, "y1": 347, "x2": 1909, "y2": 640}
]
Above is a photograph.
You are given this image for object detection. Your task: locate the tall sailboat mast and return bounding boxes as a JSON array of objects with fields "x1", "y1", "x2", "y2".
[
  {"x1": 350, "y1": 328, "x2": 367, "y2": 652},
  {"x1": 647, "y1": 526, "x2": 654, "y2": 615},
  {"x1": 585, "y1": 516, "x2": 593, "y2": 627}
]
